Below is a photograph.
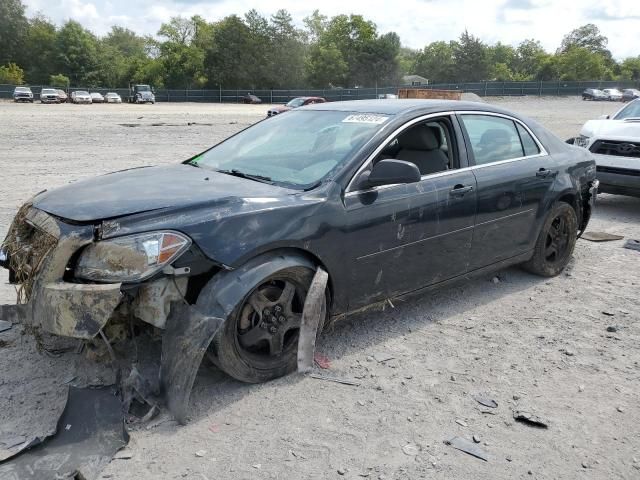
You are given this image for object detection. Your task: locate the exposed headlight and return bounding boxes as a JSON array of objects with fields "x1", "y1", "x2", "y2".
[
  {"x1": 75, "y1": 231, "x2": 191, "y2": 282},
  {"x1": 574, "y1": 135, "x2": 590, "y2": 148}
]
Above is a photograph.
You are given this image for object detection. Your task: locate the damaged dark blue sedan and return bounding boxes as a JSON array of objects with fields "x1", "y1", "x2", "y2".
[{"x1": 1, "y1": 100, "x2": 598, "y2": 418}]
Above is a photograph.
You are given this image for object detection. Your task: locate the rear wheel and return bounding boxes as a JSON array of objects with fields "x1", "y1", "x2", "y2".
[
  {"x1": 209, "y1": 266, "x2": 324, "y2": 383},
  {"x1": 523, "y1": 202, "x2": 578, "y2": 277}
]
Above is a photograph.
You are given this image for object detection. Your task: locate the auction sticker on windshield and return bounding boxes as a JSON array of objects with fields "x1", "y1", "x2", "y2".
[{"x1": 342, "y1": 114, "x2": 389, "y2": 124}]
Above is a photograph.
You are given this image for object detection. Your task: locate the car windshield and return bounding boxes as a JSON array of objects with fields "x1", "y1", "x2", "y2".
[
  {"x1": 286, "y1": 98, "x2": 306, "y2": 108},
  {"x1": 42, "y1": 89, "x2": 56, "y2": 94},
  {"x1": 77, "y1": 91, "x2": 89, "y2": 95},
  {"x1": 15, "y1": 87, "x2": 29, "y2": 92},
  {"x1": 136, "y1": 85, "x2": 151, "y2": 92},
  {"x1": 614, "y1": 101, "x2": 640, "y2": 120},
  {"x1": 190, "y1": 110, "x2": 388, "y2": 189},
  {"x1": 107, "y1": 93, "x2": 117, "y2": 96}
]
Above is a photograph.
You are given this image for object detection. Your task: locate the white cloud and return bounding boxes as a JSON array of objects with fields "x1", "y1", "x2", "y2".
[{"x1": 22, "y1": 0, "x2": 640, "y2": 58}]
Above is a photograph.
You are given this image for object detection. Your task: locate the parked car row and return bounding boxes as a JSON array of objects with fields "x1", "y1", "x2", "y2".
[
  {"x1": 12, "y1": 86, "x2": 124, "y2": 104},
  {"x1": 582, "y1": 88, "x2": 639, "y2": 102}
]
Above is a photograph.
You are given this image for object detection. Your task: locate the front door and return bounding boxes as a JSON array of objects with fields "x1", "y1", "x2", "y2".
[{"x1": 343, "y1": 115, "x2": 477, "y2": 310}]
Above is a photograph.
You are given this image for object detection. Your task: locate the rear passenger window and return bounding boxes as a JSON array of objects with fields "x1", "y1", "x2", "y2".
[
  {"x1": 461, "y1": 115, "x2": 524, "y2": 164},
  {"x1": 516, "y1": 123, "x2": 540, "y2": 156}
]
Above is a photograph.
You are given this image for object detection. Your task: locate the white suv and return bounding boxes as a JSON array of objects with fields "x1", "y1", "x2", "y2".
[{"x1": 573, "y1": 99, "x2": 640, "y2": 197}]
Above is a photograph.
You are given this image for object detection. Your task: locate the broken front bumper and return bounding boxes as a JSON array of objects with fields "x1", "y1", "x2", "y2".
[{"x1": 1, "y1": 205, "x2": 122, "y2": 339}]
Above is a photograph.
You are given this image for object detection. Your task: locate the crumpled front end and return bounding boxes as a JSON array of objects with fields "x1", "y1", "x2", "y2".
[{"x1": 1, "y1": 203, "x2": 122, "y2": 339}]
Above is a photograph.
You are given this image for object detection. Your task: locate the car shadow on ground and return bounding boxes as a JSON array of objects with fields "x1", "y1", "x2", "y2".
[{"x1": 185, "y1": 261, "x2": 551, "y2": 422}]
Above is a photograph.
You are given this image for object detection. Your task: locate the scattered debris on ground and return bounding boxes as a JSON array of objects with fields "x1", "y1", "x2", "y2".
[
  {"x1": 473, "y1": 393, "x2": 498, "y2": 409},
  {"x1": 580, "y1": 231, "x2": 624, "y2": 242},
  {"x1": 623, "y1": 239, "x2": 640, "y2": 251},
  {"x1": 513, "y1": 410, "x2": 549, "y2": 429},
  {"x1": 446, "y1": 436, "x2": 488, "y2": 461},
  {"x1": 0, "y1": 387, "x2": 128, "y2": 479}
]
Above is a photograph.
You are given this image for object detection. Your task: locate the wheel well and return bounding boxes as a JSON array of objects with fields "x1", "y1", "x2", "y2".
[
  {"x1": 189, "y1": 247, "x2": 335, "y2": 310},
  {"x1": 557, "y1": 192, "x2": 584, "y2": 229},
  {"x1": 260, "y1": 247, "x2": 335, "y2": 310}
]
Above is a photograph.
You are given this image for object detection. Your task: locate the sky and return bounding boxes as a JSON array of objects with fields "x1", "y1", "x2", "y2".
[{"x1": 22, "y1": 0, "x2": 640, "y2": 59}]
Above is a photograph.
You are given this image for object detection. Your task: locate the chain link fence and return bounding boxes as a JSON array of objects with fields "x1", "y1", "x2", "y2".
[{"x1": 2, "y1": 81, "x2": 638, "y2": 103}]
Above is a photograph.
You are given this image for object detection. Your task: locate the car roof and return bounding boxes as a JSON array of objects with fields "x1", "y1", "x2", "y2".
[{"x1": 301, "y1": 99, "x2": 509, "y2": 116}]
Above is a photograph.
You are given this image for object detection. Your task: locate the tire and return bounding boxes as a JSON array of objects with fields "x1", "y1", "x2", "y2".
[
  {"x1": 210, "y1": 266, "x2": 326, "y2": 383},
  {"x1": 523, "y1": 202, "x2": 578, "y2": 277}
]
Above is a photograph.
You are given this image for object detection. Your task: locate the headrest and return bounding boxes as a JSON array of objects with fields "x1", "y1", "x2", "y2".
[
  {"x1": 479, "y1": 128, "x2": 511, "y2": 146},
  {"x1": 398, "y1": 125, "x2": 439, "y2": 150}
]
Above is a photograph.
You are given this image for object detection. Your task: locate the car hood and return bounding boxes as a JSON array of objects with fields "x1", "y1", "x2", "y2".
[
  {"x1": 32, "y1": 164, "x2": 295, "y2": 222},
  {"x1": 581, "y1": 119, "x2": 640, "y2": 140}
]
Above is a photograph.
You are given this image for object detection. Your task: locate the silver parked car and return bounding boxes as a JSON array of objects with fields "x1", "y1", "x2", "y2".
[
  {"x1": 40, "y1": 88, "x2": 61, "y2": 104},
  {"x1": 90, "y1": 92, "x2": 104, "y2": 103},
  {"x1": 602, "y1": 88, "x2": 623, "y2": 101},
  {"x1": 71, "y1": 91, "x2": 92, "y2": 104},
  {"x1": 104, "y1": 92, "x2": 122, "y2": 104}
]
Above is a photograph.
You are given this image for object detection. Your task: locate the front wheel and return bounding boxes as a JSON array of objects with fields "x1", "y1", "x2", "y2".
[
  {"x1": 209, "y1": 267, "x2": 324, "y2": 383},
  {"x1": 523, "y1": 202, "x2": 578, "y2": 277}
]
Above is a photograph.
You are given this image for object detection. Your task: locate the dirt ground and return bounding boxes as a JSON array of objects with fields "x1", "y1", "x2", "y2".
[{"x1": 0, "y1": 97, "x2": 638, "y2": 479}]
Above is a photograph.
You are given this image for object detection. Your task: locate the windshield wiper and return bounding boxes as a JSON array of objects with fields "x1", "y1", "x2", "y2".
[{"x1": 217, "y1": 169, "x2": 273, "y2": 184}]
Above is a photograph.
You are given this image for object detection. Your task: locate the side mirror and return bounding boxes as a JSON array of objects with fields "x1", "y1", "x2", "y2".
[
  {"x1": 359, "y1": 159, "x2": 421, "y2": 189},
  {"x1": 599, "y1": 114, "x2": 610, "y2": 119},
  {"x1": 565, "y1": 137, "x2": 575, "y2": 145}
]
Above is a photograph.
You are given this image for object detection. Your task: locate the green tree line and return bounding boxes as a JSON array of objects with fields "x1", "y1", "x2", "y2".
[{"x1": 1, "y1": 0, "x2": 639, "y2": 88}]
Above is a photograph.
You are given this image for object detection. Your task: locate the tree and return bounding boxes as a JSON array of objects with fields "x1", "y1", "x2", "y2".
[
  {"x1": 557, "y1": 47, "x2": 609, "y2": 81},
  {"x1": 0, "y1": 63, "x2": 25, "y2": 84},
  {"x1": 268, "y1": 10, "x2": 306, "y2": 88},
  {"x1": 559, "y1": 24, "x2": 609, "y2": 56},
  {"x1": 619, "y1": 57, "x2": 640, "y2": 81},
  {"x1": 22, "y1": 15, "x2": 57, "y2": 84},
  {"x1": 157, "y1": 16, "x2": 207, "y2": 88},
  {"x1": 303, "y1": 10, "x2": 327, "y2": 43},
  {"x1": 491, "y1": 63, "x2": 514, "y2": 81},
  {"x1": 453, "y1": 30, "x2": 489, "y2": 82},
  {"x1": 49, "y1": 73, "x2": 69, "y2": 87},
  {"x1": 305, "y1": 42, "x2": 348, "y2": 87},
  {"x1": 515, "y1": 39, "x2": 546, "y2": 79},
  {"x1": 55, "y1": 21, "x2": 100, "y2": 85},
  {"x1": 397, "y1": 47, "x2": 420, "y2": 76},
  {"x1": 0, "y1": 0, "x2": 28, "y2": 65},
  {"x1": 413, "y1": 41, "x2": 457, "y2": 83},
  {"x1": 204, "y1": 15, "x2": 254, "y2": 88}
]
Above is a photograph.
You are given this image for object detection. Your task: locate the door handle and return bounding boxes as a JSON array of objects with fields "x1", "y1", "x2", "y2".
[
  {"x1": 536, "y1": 168, "x2": 554, "y2": 178},
  {"x1": 449, "y1": 184, "x2": 473, "y2": 196}
]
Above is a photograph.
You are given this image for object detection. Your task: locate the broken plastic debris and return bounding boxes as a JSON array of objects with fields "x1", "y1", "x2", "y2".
[
  {"x1": 402, "y1": 443, "x2": 420, "y2": 456},
  {"x1": 372, "y1": 352, "x2": 395, "y2": 363},
  {"x1": 473, "y1": 394, "x2": 498, "y2": 409},
  {"x1": 445, "y1": 436, "x2": 488, "y2": 461},
  {"x1": 580, "y1": 231, "x2": 624, "y2": 242},
  {"x1": 309, "y1": 373, "x2": 360, "y2": 386},
  {"x1": 623, "y1": 239, "x2": 640, "y2": 251},
  {"x1": 313, "y1": 352, "x2": 331, "y2": 369},
  {"x1": 513, "y1": 410, "x2": 548, "y2": 428}
]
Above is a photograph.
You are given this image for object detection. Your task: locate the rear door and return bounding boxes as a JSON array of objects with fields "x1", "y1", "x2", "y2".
[{"x1": 458, "y1": 113, "x2": 555, "y2": 269}]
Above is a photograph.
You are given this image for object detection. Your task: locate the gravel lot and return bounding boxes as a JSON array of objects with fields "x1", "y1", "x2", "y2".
[{"x1": 0, "y1": 97, "x2": 638, "y2": 479}]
